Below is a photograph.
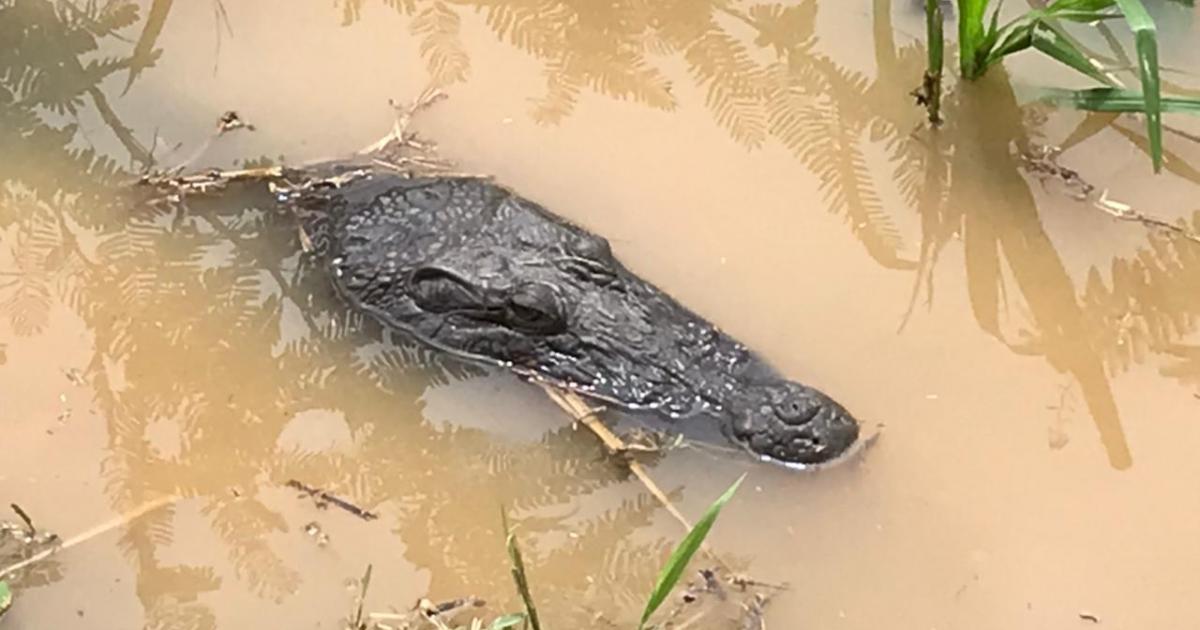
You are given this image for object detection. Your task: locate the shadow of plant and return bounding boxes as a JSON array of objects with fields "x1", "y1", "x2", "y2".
[
  {"x1": 2, "y1": 3, "x2": 748, "y2": 628},
  {"x1": 330, "y1": 0, "x2": 1200, "y2": 467}
]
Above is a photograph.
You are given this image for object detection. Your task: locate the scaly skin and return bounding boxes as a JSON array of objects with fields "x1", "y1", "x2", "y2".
[{"x1": 298, "y1": 173, "x2": 859, "y2": 465}]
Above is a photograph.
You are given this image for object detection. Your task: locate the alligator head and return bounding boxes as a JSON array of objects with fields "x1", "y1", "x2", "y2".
[{"x1": 303, "y1": 173, "x2": 860, "y2": 466}]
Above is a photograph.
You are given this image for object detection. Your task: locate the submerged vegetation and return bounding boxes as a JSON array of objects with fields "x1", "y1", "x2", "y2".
[
  {"x1": 636, "y1": 475, "x2": 745, "y2": 630},
  {"x1": 919, "y1": 0, "x2": 1200, "y2": 171},
  {"x1": 341, "y1": 477, "x2": 749, "y2": 629},
  {"x1": 492, "y1": 476, "x2": 748, "y2": 630}
]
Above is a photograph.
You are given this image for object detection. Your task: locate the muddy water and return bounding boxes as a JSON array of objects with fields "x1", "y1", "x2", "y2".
[{"x1": 3, "y1": 1, "x2": 1200, "y2": 628}]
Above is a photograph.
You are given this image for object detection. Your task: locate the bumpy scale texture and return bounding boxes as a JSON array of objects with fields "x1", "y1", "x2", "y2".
[{"x1": 309, "y1": 174, "x2": 858, "y2": 465}]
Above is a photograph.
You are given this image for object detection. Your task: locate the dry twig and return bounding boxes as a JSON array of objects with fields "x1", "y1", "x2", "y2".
[
  {"x1": 0, "y1": 495, "x2": 176, "y2": 578},
  {"x1": 1093, "y1": 191, "x2": 1200, "y2": 246},
  {"x1": 286, "y1": 479, "x2": 379, "y2": 521},
  {"x1": 1020, "y1": 144, "x2": 1200, "y2": 246},
  {"x1": 537, "y1": 384, "x2": 733, "y2": 571}
]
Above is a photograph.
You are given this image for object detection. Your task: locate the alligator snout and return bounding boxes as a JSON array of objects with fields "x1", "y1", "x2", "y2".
[{"x1": 730, "y1": 381, "x2": 860, "y2": 466}]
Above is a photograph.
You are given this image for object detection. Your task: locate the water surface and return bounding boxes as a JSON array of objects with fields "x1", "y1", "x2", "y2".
[{"x1": 2, "y1": 1, "x2": 1200, "y2": 628}]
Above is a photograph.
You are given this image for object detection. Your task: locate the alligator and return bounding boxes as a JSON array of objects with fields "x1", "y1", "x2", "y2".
[{"x1": 286, "y1": 169, "x2": 861, "y2": 466}]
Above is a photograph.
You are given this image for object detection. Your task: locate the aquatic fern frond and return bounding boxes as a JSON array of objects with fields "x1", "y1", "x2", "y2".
[
  {"x1": 412, "y1": 1, "x2": 471, "y2": 87},
  {"x1": 684, "y1": 28, "x2": 768, "y2": 148}
]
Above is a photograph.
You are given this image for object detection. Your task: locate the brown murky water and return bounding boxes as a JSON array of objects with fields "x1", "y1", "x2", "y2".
[{"x1": 3, "y1": 1, "x2": 1200, "y2": 628}]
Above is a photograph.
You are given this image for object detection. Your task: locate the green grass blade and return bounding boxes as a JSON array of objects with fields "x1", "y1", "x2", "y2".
[
  {"x1": 958, "y1": 0, "x2": 990, "y2": 79},
  {"x1": 637, "y1": 475, "x2": 746, "y2": 630},
  {"x1": 978, "y1": 0, "x2": 1007, "y2": 57},
  {"x1": 1037, "y1": 87, "x2": 1200, "y2": 113},
  {"x1": 1045, "y1": 9, "x2": 1122, "y2": 21},
  {"x1": 489, "y1": 613, "x2": 527, "y2": 630},
  {"x1": 0, "y1": 580, "x2": 11, "y2": 619},
  {"x1": 927, "y1": 0, "x2": 944, "y2": 73},
  {"x1": 1113, "y1": 0, "x2": 1163, "y2": 171},
  {"x1": 988, "y1": 21, "x2": 1033, "y2": 63},
  {"x1": 1045, "y1": 0, "x2": 1117, "y2": 14},
  {"x1": 1030, "y1": 22, "x2": 1116, "y2": 85},
  {"x1": 501, "y1": 509, "x2": 541, "y2": 630}
]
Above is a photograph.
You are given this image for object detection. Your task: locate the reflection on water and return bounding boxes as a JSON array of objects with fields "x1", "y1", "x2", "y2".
[
  {"x1": 346, "y1": 0, "x2": 924, "y2": 269},
  {"x1": 328, "y1": 0, "x2": 1200, "y2": 466},
  {"x1": 2, "y1": 3, "x2": 713, "y2": 626},
  {"x1": 3, "y1": 0, "x2": 1200, "y2": 628},
  {"x1": 338, "y1": 1, "x2": 1200, "y2": 471},
  {"x1": 879, "y1": 0, "x2": 1200, "y2": 470}
]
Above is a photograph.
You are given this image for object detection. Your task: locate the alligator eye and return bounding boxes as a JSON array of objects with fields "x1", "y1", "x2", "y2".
[
  {"x1": 572, "y1": 235, "x2": 612, "y2": 261},
  {"x1": 409, "y1": 267, "x2": 482, "y2": 312},
  {"x1": 506, "y1": 283, "x2": 566, "y2": 334},
  {"x1": 559, "y1": 235, "x2": 618, "y2": 286},
  {"x1": 775, "y1": 398, "x2": 819, "y2": 425}
]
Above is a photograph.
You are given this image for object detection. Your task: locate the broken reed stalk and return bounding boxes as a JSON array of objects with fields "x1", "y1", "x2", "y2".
[
  {"x1": 538, "y1": 384, "x2": 730, "y2": 570},
  {"x1": 538, "y1": 385, "x2": 692, "y2": 527},
  {"x1": 0, "y1": 495, "x2": 177, "y2": 578},
  {"x1": 1092, "y1": 193, "x2": 1200, "y2": 245},
  {"x1": 358, "y1": 87, "x2": 448, "y2": 156},
  {"x1": 921, "y1": 0, "x2": 944, "y2": 125}
]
